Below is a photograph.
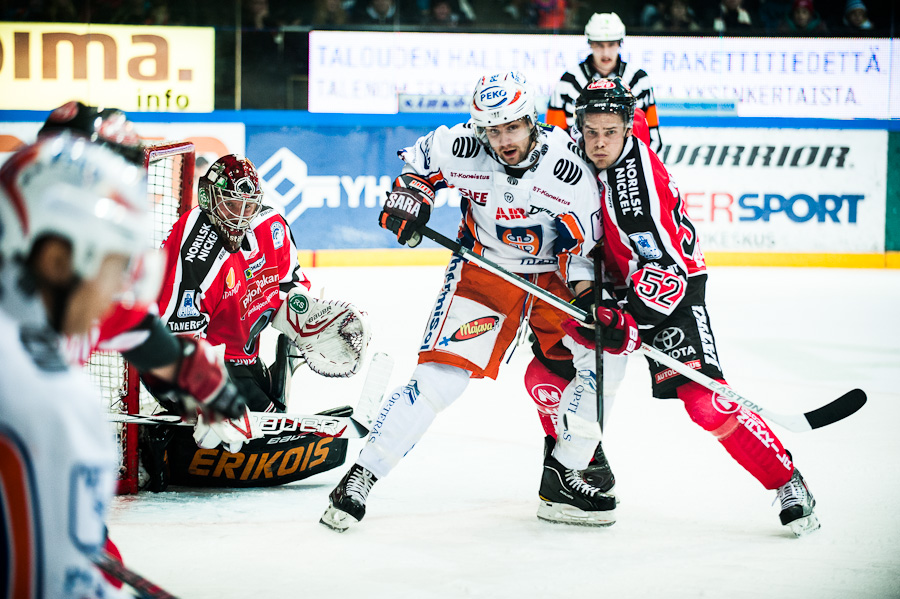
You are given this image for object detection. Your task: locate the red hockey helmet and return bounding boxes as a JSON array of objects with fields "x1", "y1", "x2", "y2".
[{"x1": 198, "y1": 155, "x2": 264, "y2": 253}]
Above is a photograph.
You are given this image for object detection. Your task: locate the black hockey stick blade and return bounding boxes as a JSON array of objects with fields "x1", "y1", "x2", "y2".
[
  {"x1": 804, "y1": 388, "x2": 867, "y2": 430},
  {"x1": 93, "y1": 551, "x2": 180, "y2": 599}
]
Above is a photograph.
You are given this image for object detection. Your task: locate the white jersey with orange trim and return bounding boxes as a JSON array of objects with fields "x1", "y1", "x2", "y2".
[
  {"x1": 399, "y1": 123, "x2": 602, "y2": 285},
  {"x1": 0, "y1": 309, "x2": 125, "y2": 599}
]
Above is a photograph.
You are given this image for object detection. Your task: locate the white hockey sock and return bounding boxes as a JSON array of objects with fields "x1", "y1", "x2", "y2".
[{"x1": 358, "y1": 362, "x2": 469, "y2": 479}]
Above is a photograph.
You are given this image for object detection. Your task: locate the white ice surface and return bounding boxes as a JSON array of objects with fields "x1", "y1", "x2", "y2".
[{"x1": 107, "y1": 266, "x2": 900, "y2": 599}]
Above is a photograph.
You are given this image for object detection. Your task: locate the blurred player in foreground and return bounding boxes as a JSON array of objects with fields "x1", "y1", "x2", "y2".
[
  {"x1": 321, "y1": 71, "x2": 618, "y2": 531},
  {"x1": 563, "y1": 77, "x2": 819, "y2": 536},
  {"x1": 0, "y1": 133, "x2": 151, "y2": 597}
]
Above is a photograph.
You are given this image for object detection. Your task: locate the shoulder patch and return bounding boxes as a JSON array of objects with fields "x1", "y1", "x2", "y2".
[
  {"x1": 271, "y1": 221, "x2": 285, "y2": 249},
  {"x1": 451, "y1": 137, "x2": 481, "y2": 159},
  {"x1": 177, "y1": 290, "x2": 202, "y2": 318},
  {"x1": 629, "y1": 231, "x2": 664, "y2": 260},
  {"x1": 552, "y1": 158, "x2": 584, "y2": 186}
]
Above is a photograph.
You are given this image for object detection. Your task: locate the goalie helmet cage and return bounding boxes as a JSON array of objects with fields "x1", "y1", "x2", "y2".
[{"x1": 88, "y1": 141, "x2": 196, "y2": 495}]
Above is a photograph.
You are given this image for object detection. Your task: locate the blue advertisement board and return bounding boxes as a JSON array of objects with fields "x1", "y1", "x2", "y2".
[{"x1": 247, "y1": 120, "x2": 465, "y2": 250}]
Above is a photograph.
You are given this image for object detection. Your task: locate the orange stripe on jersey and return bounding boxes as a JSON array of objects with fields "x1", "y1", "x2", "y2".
[
  {"x1": 545, "y1": 109, "x2": 569, "y2": 129},
  {"x1": 462, "y1": 208, "x2": 485, "y2": 256},
  {"x1": 428, "y1": 170, "x2": 446, "y2": 188},
  {"x1": 0, "y1": 434, "x2": 39, "y2": 599},
  {"x1": 555, "y1": 213, "x2": 585, "y2": 282}
]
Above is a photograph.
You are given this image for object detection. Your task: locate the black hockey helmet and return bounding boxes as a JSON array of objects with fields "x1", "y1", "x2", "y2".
[
  {"x1": 38, "y1": 101, "x2": 144, "y2": 166},
  {"x1": 574, "y1": 77, "x2": 636, "y2": 130}
]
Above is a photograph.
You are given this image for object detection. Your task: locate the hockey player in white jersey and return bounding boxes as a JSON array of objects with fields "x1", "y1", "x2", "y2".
[
  {"x1": 321, "y1": 71, "x2": 616, "y2": 531},
  {"x1": 0, "y1": 134, "x2": 153, "y2": 597}
]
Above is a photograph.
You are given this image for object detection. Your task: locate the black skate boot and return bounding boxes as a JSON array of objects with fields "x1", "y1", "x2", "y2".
[
  {"x1": 582, "y1": 440, "x2": 616, "y2": 494},
  {"x1": 776, "y1": 467, "x2": 820, "y2": 537},
  {"x1": 537, "y1": 448, "x2": 616, "y2": 527},
  {"x1": 320, "y1": 464, "x2": 378, "y2": 532}
]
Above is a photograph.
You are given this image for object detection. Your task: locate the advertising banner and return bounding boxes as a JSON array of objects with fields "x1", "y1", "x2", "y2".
[
  {"x1": 662, "y1": 128, "x2": 887, "y2": 253},
  {"x1": 309, "y1": 31, "x2": 896, "y2": 119},
  {"x1": 0, "y1": 23, "x2": 215, "y2": 112},
  {"x1": 248, "y1": 123, "x2": 887, "y2": 254}
]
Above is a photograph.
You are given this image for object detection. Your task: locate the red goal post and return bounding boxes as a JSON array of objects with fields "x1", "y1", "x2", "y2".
[{"x1": 88, "y1": 140, "x2": 195, "y2": 494}]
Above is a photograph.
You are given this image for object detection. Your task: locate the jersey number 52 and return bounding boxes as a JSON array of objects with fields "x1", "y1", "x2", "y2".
[{"x1": 633, "y1": 265, "x2": 686, "y2": 312}]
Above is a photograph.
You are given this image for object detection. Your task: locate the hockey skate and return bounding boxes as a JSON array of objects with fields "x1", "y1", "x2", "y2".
[
  {"x1": 544, "y1": 436, "x2": 616, "y2": 495},
  {"x1": 320, "y1": 463, "x2": 377, "y2": 532},
  {"x1": 775, "y1": 467, "x2": 820, "y2": 537},
  {"x1": 537, "y1": 451, "x2": 616, "y2": 527}
]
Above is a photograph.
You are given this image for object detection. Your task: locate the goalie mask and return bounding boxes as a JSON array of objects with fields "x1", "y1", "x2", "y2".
[
  {"x1": 198, "y1": 155, "x2": 264, "y2": 253},
  {"x1": 0, "y1": 133, "x2": 151, "y2": 328},
  {"x1": 470, "y1": 71, "x2": 543, "y2": 169},
  {"x1": 38, "y1": 101, "x2": 144, "y2": 166}
]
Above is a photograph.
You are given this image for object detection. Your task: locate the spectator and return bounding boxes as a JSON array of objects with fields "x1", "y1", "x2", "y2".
[
  {"x1": 842, "y1": 0, "x2": 873, "y2": 32},
  {"x1": 312, "y1": 0, "x2": 349, "y2": 25},
  {"x1": 425, "y1": 0, "x2": 471, "y2": 27},
  {"x1": 654, "y1": 0, "x2": 701, "y2": 31},
  {"x1": 640, "y1": 0, "x2": 667, "y2": 28},
  {"x1": 758, "y1": 0, "x2": 792, "y2": 31},
  {"x1": 533, "y1": 0, "x2": 567, "y2": 29},
  {"x1": 778, "y1": 0, "x2": 828, "y2": 33},
  {"x1": 354, "y1": 0, "x2": 405, "y2": 24},
  {"x1": 711, "y1": 0, "x2": 753, "y2": 31}
]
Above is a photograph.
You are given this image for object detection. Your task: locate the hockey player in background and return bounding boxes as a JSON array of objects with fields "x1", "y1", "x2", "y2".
[
  {"x1": 545, "y1": 12, "x2": 663, "y2": 154},
  {"x1": 556, "y1": 77, "x2": 820, "y2": 536},
  {"x1": 41, "y1": 101, "x2": 249, "y2": 424},
  {"x1": 0, "y1": 133, "x2": 153, "y2": 598},
  {"x1": 321, "y1": 71, "x2": 623, "y2": 531},
  {"x1": 150, "y1": 154, "x2": 370, "y2": 488}
]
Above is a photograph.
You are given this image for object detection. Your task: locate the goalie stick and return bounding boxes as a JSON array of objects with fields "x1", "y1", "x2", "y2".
[
  {"x1": 110, "y1": 352, "x2": 395, "y2": 438},
  {"x1": 92, "y1": 551, "x2": 179, "y2": 599},
  {"x1": 412, "y1": 225, "x2": 867, "y2": 433}
]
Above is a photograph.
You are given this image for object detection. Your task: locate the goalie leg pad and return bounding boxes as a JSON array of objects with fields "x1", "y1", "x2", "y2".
[{"x1": 678, "y1": 382, "x2": 794, "y2": 489}]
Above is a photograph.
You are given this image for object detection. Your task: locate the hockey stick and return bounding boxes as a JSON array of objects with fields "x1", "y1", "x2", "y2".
[
  {"x1": 92, "y1": 551, "x2": 179, "y2": 599},
  {"x1": 413, "y1": 225, "x2": 867, "y2": 433},
  {"x1": 592, "y1": 252, "x2": 605, "y2": 432},
  {"x1": 110, "y1": 352, "x2": 395, "y2": 438}
]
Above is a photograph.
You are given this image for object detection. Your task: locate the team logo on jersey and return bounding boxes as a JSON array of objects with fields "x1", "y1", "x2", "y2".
[
  {"x1": 496, "y1": 225, "x2": 543, "y2": 255},
  {"x1": 553, "y1": 159, "x2": 583, "y2": 185},
  {"x1": 451, "y1": 317, "x2": 500, "y2": 342},
  {"x1": 226, "y1": 268, "x2": 237, "y2": 289},
  {"x1": 177, "y1": 290, "x2": 201, "y2": 318},
  {"x1": 629, "y1": 232, "x2": 663, "y2": 260},
  {"x1": 452, "y1": 137, "x2": 481, "y2": 159},
  {"x1": 271, "y1": 222, "x2": 285, "y2": 249}
]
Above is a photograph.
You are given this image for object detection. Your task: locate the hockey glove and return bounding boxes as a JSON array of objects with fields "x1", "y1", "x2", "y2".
[
  {"x1": 379, "y1": 173, "x2": 435, "y2": 247},
  {"x1": 143, "y1": 337, "x2": 247, "y2": 421},
  {"x1": 193, "y1": 407, "x2": 262, "y2": 454},
  {"x1": 272, "y1": 286, "x2": 371, "y2": 377},
  {"x1": 563, "y1": 288, "x2": 641, "y2": 355}
]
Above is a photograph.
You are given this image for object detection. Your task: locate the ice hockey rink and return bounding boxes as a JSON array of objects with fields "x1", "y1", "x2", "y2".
[{"x1": 106, "y1": 264, "x2": 900, "y2": 599}]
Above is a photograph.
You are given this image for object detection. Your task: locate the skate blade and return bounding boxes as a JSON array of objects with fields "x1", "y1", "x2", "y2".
[
  {"x1": 787, "y1": 514, "x2": 821, "y2": 538},
  {"x1": 537, "y1": 501, "x2": 616, "y2": 527},
  {"x1": 319, "y1": 506, "x2": 359, "y2": 532}
]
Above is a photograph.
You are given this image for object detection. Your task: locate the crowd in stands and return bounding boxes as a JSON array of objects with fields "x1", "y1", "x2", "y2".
[{"x1": 1, "y1": 0, "x2": 889, "y2": 35}]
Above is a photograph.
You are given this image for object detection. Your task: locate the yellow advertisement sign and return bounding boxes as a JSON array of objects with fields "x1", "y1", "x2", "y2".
[{"x1": 0, "y1": 22, "x2": 214, "y2": 112}]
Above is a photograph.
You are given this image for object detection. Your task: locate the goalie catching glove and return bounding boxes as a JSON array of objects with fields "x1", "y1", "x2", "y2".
[
  {"x1": 141, "y1": 337, "x2": 247, "y2": 421},
  {"x1": 562, "y1": 287, "x2": 641, "y2": 356},
  {"x1": 379, "y1": 173, "x2": 435, "y2": 247},
  {"x1": 273, "y1": 286, "x2": 371, "y2": 377}
]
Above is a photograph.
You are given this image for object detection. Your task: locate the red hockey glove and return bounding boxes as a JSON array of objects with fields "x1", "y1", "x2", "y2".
[
  {"x1": 564, "y1": 288, "x2": 641, "y2": 355},
  {"x1": 173, "y1": 337, "x2": 247, "y2": 420},
  {"x1": 379, "y1": 173, "x2": 434, "y2": 247}
]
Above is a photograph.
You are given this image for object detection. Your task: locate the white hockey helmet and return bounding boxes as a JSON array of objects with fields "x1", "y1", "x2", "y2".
[
  {"x1": 0, "y1": 133, "x2": 151, "y2": 283},
  {"x1": 470, "y1": 71, "x2": 538, "y2": 130},
  {"x1": 585, "y1": 12, "x2": 626, "y2": 42}
]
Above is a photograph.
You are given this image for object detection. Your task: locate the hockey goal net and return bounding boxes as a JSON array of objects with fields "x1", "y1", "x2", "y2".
[{"x1": 88, "y1": 141, "x2": 195, "y2": 494}]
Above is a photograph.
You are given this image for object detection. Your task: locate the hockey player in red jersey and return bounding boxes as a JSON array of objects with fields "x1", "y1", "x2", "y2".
[
  {"x1": 152, "y1": 154, "x2": 370, "y2": 483},
  {"x1": 543, "y1": 77, "x2": 819, "y2": 536},
  {"x1": 321, "y1": 71, "x2": 616, "y2": 532},
  {"x1": 0, "y1": 133, "x2": 153, "y2": 598},
  {"x1": 40, "y1": 101, "x2": 248, "y2": 424}
]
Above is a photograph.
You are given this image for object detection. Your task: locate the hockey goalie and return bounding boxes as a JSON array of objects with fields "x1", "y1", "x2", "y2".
[{"x1": 145, "y1": 154, "x2": 372, "y2": 490}]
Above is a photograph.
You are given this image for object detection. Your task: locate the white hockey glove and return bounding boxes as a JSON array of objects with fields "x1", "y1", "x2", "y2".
[
  {"x1": 193, "y1": 407, "x2": 262, "y2": 453},
  {"x1": 272, "y1": 286, "x2": 371, "y2": 378}
]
